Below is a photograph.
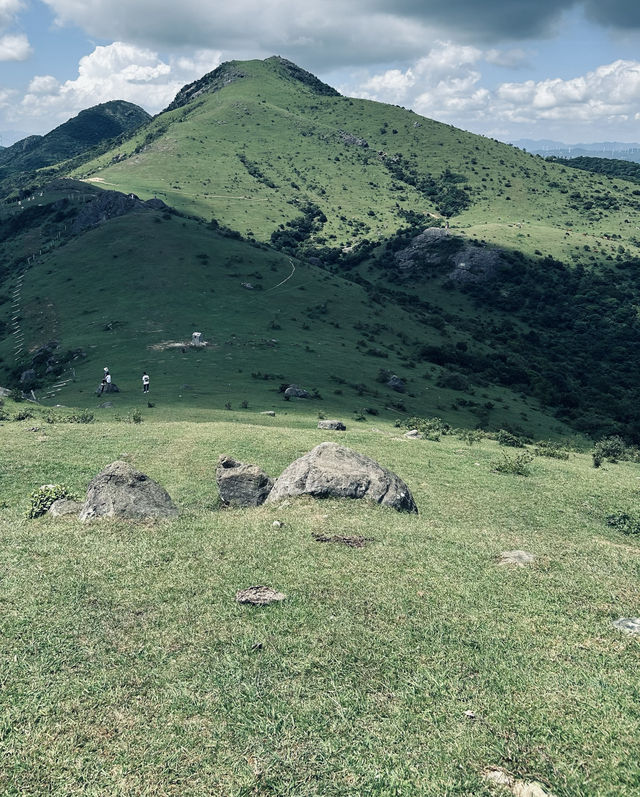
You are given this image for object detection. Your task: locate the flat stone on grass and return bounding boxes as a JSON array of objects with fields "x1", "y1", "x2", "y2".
[
  {"x1": 613, "y1": 617, "x2": 640, "y2": 635},
  {"x1": 235, "y1": 586, "x2": 286, "y2": 605},
  {"x1": 498, "y1": 550, "x2": 536, "y2": 567}
]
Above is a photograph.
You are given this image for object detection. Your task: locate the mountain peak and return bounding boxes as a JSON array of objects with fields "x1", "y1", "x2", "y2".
[{"x1": 163, "y1": 56, "x2": 339, "y2": 114}]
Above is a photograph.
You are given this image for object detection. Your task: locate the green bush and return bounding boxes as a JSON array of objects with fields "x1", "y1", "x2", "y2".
[
  {"x1": 492, "y1": 451, "x2": 534, "y2": 476},
  {"x1": 27, "y1": 484, "x2": 73, "y2": 518},
  {"x1": 66, "y1": 409, "x2": 94, "y2": 424},
  {"x1": 592, "y1": 435, "x2": 626, "y2": 466},
  {"x1": 404, "y1": 416, "x2": 451, "y2": 441},
  {"x1": 606, "y1": 513, "x2": 640, "y2": 535},
  {"x1": 497, "y1": 429, "x2": 525, "y2": 448},
  {"x1": 13, "y1": 409, "x2": 34, "y2": 421},
  {"x1": 456, "y1": 428, "x2": 485, "y2": 445},
  {"x1": 534, "y1": 440, "x2": 570, "y2": 460}
]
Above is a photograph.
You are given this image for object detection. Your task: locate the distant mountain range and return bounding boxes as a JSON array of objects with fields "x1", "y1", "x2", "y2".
[{"x1": 512, "y1": 138, "x2": 640, "y2": 162}]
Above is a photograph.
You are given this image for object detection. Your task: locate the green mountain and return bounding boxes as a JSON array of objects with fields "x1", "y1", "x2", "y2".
[
  {"x1": 3, "y1": 57, "x2": 640, "y2": 441},
  {"x1": 0, "y1": 101, "x2": 151, "y2": 183}
]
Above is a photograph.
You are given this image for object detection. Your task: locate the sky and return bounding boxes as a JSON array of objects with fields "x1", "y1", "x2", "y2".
[{"x1": 1, "y1": 0, "x2": 640, "y2": 146}]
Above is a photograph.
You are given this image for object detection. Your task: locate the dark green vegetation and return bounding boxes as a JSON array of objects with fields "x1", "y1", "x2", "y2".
[
  {"x1": 0, "y1": 100, "x2": 150, "y2": 189},
  {"x1": 1, "y1": 407, "x2": 640, "y2": 795},
  {"x1": 3, "y1": 56, "x2": 640, "y2": 441},
  {"x1": 548, "y1": 154, "x2": 640, "y2": 185}
]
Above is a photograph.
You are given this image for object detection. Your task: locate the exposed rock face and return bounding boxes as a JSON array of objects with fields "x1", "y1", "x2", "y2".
[
  {"x1": 613, "y1": 617, "x2": 640, "y2": 635},
  {"x1": 79, "y1": 461, "x2": 178, "y2": 521},
  {"x1": 338, "y1": 130, "x2": 369, "y2": 148},
  {"x1": 49, "y1": 499, "x2": 83, "y2": 517},
  {"x1": 216, "y1": 455, "x2": 274, "y2": 507},
  {"x1": 317, "y1": 420, "x2": 346, "y2": 431},
  {"x1": 386, "y1": 375, "x2": 405, "y2": 393},
  {"x1": 284, "y1": 384, "x2": 310, "y2": 399},
  {"x1": 266, "y1": 442, "x2": 418, "y2": 513}
]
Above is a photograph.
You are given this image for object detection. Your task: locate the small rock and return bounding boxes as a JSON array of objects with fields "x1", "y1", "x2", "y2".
[
  {"x1": 216, "y1": 455, "x2": 274, "y2": 507},
  {"x1": 613, "y1": 617, "x2": 640, "y2": 635},
  {"x1": 483, "y1": 767, "x2": 555, "y2": 797},
  {"x1": 260, "y1": 411, "x2": 276, "y2": 416},
  {"x1": 498, "y1": 550, "x2": 535, "y2": 567},
  {"x1": 49, "y1": 499, "x2": 83, "y2": 517},
  {"x1": 98, "y1": 401, "x2": 113, "y2": 409},
  {"x1": 404, "y1": 429, "x2": 422, "y2": 439},
  {"x1": 235, "y1": 586, "x2": 286, "y2": 605},
  {"x1": 317, "y1": 419, "x2": 346, "y2": 431},
  {"x1": 272, "y1": 520, "x2": 284, "y2": 528},
  {"x1": 386, "y1": 374, "x2": 405, "y2": 393}
]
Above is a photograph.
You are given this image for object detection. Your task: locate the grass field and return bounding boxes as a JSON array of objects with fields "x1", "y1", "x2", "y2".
[{"x1": 1, "y1": 401, "x2": 639, "y2": 795}]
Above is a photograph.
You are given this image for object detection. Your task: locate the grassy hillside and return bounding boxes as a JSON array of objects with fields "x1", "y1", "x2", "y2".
[
  {"x1": 0, "y1": 101, "x2": 150, "y2": 188},
  {"x1": 0, "y1": 181, "x2": 559, "y2": 437},
  {"x1": 69, "y1": 58, "x2": 640, "y2": 267},
  {"x1": 3, "y1": 58, "x2": 640, "y2": 440},
  {"x1": 1, "y1": 404, "x2": 639, "y2": 794}
]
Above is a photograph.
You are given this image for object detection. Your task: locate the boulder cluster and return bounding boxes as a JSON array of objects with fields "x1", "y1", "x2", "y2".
[{"x1": 48, "y1": 442, "x2": 418, "y2": 521}]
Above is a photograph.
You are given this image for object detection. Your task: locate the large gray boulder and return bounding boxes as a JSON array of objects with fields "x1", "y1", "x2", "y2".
[
  {"x1": 79, "y1": 461, "x2": 178, "y2": 521},
  {"x1": 216, "y1": 455, "x2": 274, "y2": 507},
  {"x1": 284, "y1": 384, "x2": 310, "y2": 399},
  {"x1": 266, "y1": 442, "x2": 417, "y2": 513}
]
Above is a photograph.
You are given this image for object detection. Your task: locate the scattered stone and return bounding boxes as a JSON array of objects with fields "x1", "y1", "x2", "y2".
[
  {"x1": 28, "y1": 426, "x2": 41, "y2": 432},
  {"x1": 260, "y1": 410, "x2": 276, "y2": 416},
  {"x1": 338, "y1": 130, "x2": 369, "y2": 148},
  {"x1": 235, "y1": 586, "x2": 286, "y2": 605},
  {"x1": 312, "y1": 532, "x2": 372, "y2": 548},
  {"x1": 317, "y1": 419, "x2": 346, "y2": 431},
  {"x1": 216, "y1": 455, "x2": 274, "y2": 507},
  {"x1": 0, "y1": 386, "x2": 11, "y2": 397},
  {"x1": 49, "y1": 499, "x2": 83, "y2": 517},
  {"x1": 498, "y1": 550, "x2": 536, "y2": 567},
  {"x1": 612, "y1": 617, "x2": 640, "y2": 635},
  {"x1": 266, "y1": 441, "x2": 418, "y2": 513},
  {"x1": 483, "y1": 767, "x2": 555, "y2": 797},
  {"x1": 272, "y1": 520, "x2": 284, "y2": 528},
  {"x1": 98, "y1": 401, "x2": 113, "y2": 409},
  {"x1": 284, "y1": 384, "x2": 311, "y2": 400},
  {"x1": 404, "y1": 429, "x2": 422, "y2": 439},
  {"x1": 79, "y1": 461, "x2": 178, "y2": 522},
  {"x1": 386, "y1": 374, "x2": 405, "y2": 393}
]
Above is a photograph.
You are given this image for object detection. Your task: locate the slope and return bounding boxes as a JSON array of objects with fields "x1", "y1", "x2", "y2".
[
  {"x1": 68, "y1": 57, "x2": 640, "y2": 269},
  {"x1": 0, "y1": 101, "x2": 151, "y2": 183}
]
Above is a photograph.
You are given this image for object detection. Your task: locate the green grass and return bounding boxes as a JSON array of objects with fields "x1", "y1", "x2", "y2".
[
  {"x1": 1, "y1": 405, "x2": 639, "y2": 794},
  {"x1": 68, "y1": 58, "x2": 640, "y2": 267}
]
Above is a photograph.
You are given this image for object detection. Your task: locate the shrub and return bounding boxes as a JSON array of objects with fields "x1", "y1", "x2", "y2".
[
  {"x1": 13, "y1": 409, "x2": 34, "y2": 421},
  {"x1": 457, "y1": 428, "x2": 485, "y2": 445},
  {"x1": 404, "y1": 416, "x2": 451, "y2": 441},
  {"x1": 534, "y1": 440, "x2": 570, "y2": 460},
  {"x1": 592, "y1": 435, "x2": 626, "y2": 465},
  {"x1": 28, "y1": 483, "x2": 73, "y2": 518},
  {"x1": 497, "y1": 429, "x2": 525, "y2": 448},
  {"x1": 492, "y1": 451, "x2": 534, "y2": 476},
  {"x1": 66, "y1": 409, "x2": 94, "y2": 424},
  {"x1": 606, "y1": 513, "x2": 640, "y2": 535}
]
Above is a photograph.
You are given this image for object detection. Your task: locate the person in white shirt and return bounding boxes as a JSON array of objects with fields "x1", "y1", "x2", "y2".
[{"x1": 142, "y1": 372, "x2": 150, "y2": 393}]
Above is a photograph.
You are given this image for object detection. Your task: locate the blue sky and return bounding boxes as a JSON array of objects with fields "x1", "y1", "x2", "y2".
[{"x1": 1, "y1": 0, "x2": 640, "y2": 146}]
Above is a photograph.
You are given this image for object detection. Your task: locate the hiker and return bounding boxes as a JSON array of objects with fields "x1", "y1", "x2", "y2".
[
  {"x1": 142, "y1": 372, "x2": 150, "y2": 393},
  {"x1": 99, "y1": 367, "x2": 109, "y2": 395}
]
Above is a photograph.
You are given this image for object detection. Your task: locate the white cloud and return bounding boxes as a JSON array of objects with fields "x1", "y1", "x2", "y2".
[
  {"x1": 0, "y1": 31, "x2": 31, "y2": 60},
  {"x1": 13, "y1": 41, "x2": 221, "y2": 127},
  {"x1": 0, "y1": 0, "x2": 23, "y2": 29},
  {"x1": 345, "y1": 49, "x2": 640, "y2": 140}
]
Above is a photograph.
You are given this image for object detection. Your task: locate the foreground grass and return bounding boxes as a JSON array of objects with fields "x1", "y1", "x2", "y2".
[{"x1": 1, "y1": 410, "x2": 639, "y2": 795}]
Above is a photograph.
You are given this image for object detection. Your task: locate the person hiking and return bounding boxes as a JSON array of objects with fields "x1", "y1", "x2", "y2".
[
  {"x1": 98, "y1": 367, "x2": 109, "y2": 395},
  {"x1": 142, "y1": 372, "x2": 150, "y2": 393}
]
